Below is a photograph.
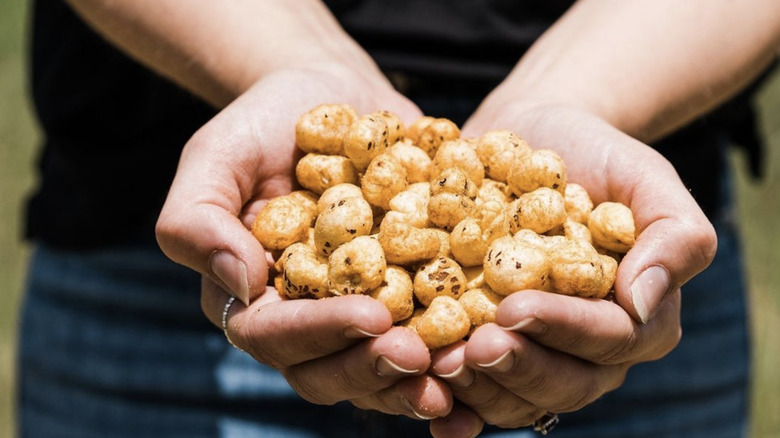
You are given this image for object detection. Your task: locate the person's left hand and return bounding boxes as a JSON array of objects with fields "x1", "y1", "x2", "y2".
[{"x1": 425, "y1": 100, "x2": 715, "y2": 434}]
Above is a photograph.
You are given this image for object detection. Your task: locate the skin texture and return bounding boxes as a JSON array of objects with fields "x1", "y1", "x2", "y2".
[{"x1": 64, "y1": 0, "x2": 780, "y2": 434}]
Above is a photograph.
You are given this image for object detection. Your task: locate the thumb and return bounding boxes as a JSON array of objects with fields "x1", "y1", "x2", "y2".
[
  {"x1": 156, "y1": 111, "x2": 288, "y2": 305},
  {"x1": 611, "y1": 154, "x2": 718, "y2": 324}
]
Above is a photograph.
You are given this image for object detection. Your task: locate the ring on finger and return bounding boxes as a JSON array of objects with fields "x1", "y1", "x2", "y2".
[
  {"x1": 533, "y1": 413, "x2": 559, "y2": 435},
  {"x1": 221, "y1": 296, "x2": 244, "y2": 351}
]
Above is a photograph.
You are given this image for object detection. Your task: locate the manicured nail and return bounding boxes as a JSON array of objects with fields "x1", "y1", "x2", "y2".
[
  {"x1": 502, "y1": 317, "x2": 547, "y2": 335},
  {"x1": 401, "y1": 397, "x2": 437, "y2": 420},
  {"x1": 631, "y1": 265, "x2": 671, "y2": 324},
  {"x1": 476, "y1": 350, "x2": 515, "y2": 373},
  {"x1": 436, "y1": 364, "x2": 475, "y2": 388},
  {"x1": 343, "y1": 326, "x2": 382, "y2": 339},
  {"x1": 376, "y1": 356, "x2": 420, "y2": 377},
  {"x1": 210, "y1": 250, "x2": 250, "y2": 306}
]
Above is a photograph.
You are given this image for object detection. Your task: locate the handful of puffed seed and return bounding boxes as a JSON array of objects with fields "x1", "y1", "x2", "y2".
[{"x1": 252, "y1": 103, "x2": 637, "y2": 350}]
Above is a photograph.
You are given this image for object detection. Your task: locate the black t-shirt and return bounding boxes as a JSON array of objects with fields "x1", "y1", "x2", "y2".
[
  {"x1": 26, "y1": 0, "x2": 767, "y2": 248},
  {"x1": 26, "y1": 0, "x2": 217, "y2": 247}
]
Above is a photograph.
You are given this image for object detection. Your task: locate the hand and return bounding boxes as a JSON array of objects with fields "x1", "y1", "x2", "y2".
[
  {"x1": 201, "y1": 280, "x2": 452, "y2": 420},
  {"x1": 427, "y1": 101, "x2": 716, "y2": 430},
  {"x1": 156, "y1": 65, "x2": 453, "y2": 419}
]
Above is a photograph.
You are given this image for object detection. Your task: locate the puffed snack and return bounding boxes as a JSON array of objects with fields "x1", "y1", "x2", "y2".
[
  {"x1": 428, "y1": 168, "x2": 478, "y2": 231},
  {"x1": 314, "y1": 196, "x2": 373, "y2": 257},
  {"x1": 295, "y1": 153, "x2": 360, "y2": 195},
  {"x1": 251, "y1": 194, "x2": 314, "y2": 251},
  {"x1": 257, "y1": 103, "x2": 642, "y2": 351},
  {"x1": 295, "y1": 103, "x2": 358, "y2": 155},
  {"x1": 588, "y1": 201, "x2": 636, "y2": 253},
  {"x1": 328, "y1": 235, "x2": 387, "y2": 295}
]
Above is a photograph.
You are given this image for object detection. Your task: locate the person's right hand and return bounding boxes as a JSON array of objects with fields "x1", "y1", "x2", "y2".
[{"x1": 156, "y1": 64, "x2": 453, "y2": 421}]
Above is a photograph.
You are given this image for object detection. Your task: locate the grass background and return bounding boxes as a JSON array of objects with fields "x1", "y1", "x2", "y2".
[{"x1": 0, "y1": 2, "x2": 778, "y2": 437}]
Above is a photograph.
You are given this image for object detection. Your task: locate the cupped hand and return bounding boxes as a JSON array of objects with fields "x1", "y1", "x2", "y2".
[
  {"x1": 428, "y1": 101, "x2": 716, "y2": 430},
  {"x1": 156, "y1": 65, "x2": 454, "y2": 419},
  {"x1": 200, "y1": 280, "x2": 451, "y2": 419},
  {"x1": 157, "y1": 64, "x2": 420, "y2": 304}
]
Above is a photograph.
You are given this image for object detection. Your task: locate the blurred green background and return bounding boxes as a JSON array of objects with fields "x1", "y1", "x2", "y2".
[{"x1": 1, "y1": 2, "x2": 779, "y2": 438}]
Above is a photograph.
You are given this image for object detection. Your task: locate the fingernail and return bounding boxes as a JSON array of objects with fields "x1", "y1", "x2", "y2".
[
  {"x1": 210, "y1": 250, "x2": 250, "y2": 306},
  {"x1": 401, "y1": 397, "x2": 437, "y2": 420},
  {"x1": 436, "y1": 364, "x2": 475, "y2": 388},
  {"x1": 343, "y1": 326, "x2": 382, "y2": 339},
  {"x1": 476, "y1": 350, "x2": 515, "y2": 373},
  {"x1": 376, "y1": 355, "x2": 420, "y2": 377},
  {"x1": 631, "y1": 265, "x2": 671, "y2": 324},
  {"x1": 502, "y1": 317, "x2": 547, "y2": 335}
]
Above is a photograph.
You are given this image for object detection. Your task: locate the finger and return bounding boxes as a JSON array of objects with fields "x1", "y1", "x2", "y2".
[
  {"x1": 201, "y1": 279, "x2": 394, "y2": 368},
  {"x1": 429, "y1": 402, "x2": 484, "y2": 438},
  {"x1": 464, "y1": 324, "x2": 627, "y2": 413},
  {"x1": 431, "y1": 342, "x2": 545, "y2": 428},
  {"x1": 350, "y1": 375, "x2": 453, "y2": 421},
  {"x1": 496, "y1": 289, "x2": 682, "y2": 365},
  {"x1": 156, "y1": 120, "x2": 294, "y2": 305},
  {"x1": 597, "y1": 132, "x2": 717, "y2": 324},
  {"x1": 283, "y1": 327, "x2": 431, "y2": 405}
]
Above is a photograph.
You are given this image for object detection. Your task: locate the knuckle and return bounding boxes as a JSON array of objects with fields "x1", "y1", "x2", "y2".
[
  {"x1": 551, "y1": 379, "x2": 601, "y2": 413},
  {"x1": 493, "y1": 408, "x2": 545, "y2": 429},
  {"x1": 333, "y1": 366, "x2": 375, "y2": 399},
  {"x1": 682, "y1": 218, "x2": 718, "y2": 270},
  {"x1": 284, "y1": 371, "x2": 338, "y2": 406},
  {"x1": 472, "y1": 393, "x2": 514, "y2": 426},
  {"x1": 233, "y1": 309, "x2": 282, "y2": 369},
  {"x1": 513, "y1": 370, "x2": 549, "y2": 396},
  {"x1": 593, "y1": 329, "x2": 639, "y2": 365},
  {"x1": 649, "y1": 324, "x2": 682, "y2": 362},
  {"x1": 154, "y1": 214, "x2": 177, "y2": 249}
]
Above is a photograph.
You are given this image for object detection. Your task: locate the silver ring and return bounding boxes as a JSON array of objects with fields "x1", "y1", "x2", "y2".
[
  {"x1": 221, "y1": 296, "x2": 243, "y2": 351},
  {"x1": 533, "y1": 413, "x2": 559, "y2": 435}
]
